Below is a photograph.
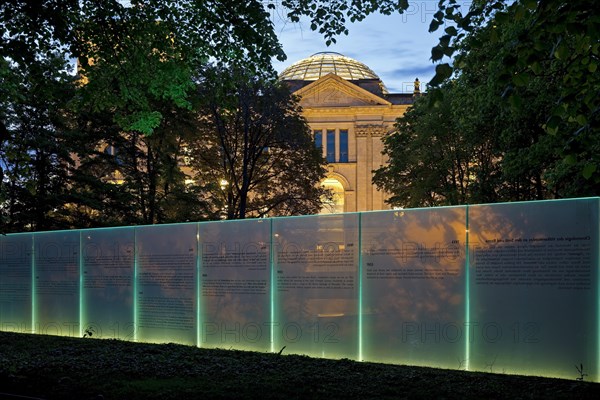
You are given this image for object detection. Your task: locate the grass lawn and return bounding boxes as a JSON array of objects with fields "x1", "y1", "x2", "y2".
[{"x1": 0, "y1": 331, "x2": 598, "y2": 399}]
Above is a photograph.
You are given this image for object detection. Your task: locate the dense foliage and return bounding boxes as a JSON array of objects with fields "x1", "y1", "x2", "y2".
[
  {"x1": 374, "y1": 1, "x2": 600, "y2": 207},
  {"x1": 1, "y1": 0, "x2": 358, "y2": 230},
  {"x1": 3, "y1": 0, "x2": 597, "y2": 228},
  {"x1": 430, "y1": 0, "x2": 599, "y2": 177},
  {"x1": 190, "y1": 67, "x2": 327, "y2": 219}
]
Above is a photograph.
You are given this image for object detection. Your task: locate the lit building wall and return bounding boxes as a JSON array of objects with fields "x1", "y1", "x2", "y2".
[{"x1": 279, "y1": 52, "x2": 415, "y2": 213}]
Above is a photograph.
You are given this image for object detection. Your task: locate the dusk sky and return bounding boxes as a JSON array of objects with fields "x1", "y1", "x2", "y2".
[{"x1": 270, "y1": 1, "x2": 472, "y2": 93}]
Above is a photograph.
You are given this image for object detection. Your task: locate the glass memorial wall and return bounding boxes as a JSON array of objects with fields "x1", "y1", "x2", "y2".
[
  {"x1": 199, "y1": 219, "x2": 271, "y2": 351},
  {"x1": 0, "y1": 233, "x2": 32, "y2": 333},
  {"x1": 135, "y1": 223, "x2": 198, "y2": 345},
  {"x1": 468, "y1": 200, "x2": 599, "y2": 379},
  {"x1": 361, "y1": 207, "x2": 466, "y2": 369},
  {"x1": 273, "y1": 213, "x2": 359, "y2": 359},
  {"x1": 81, "y1": 227, "x2": 134, "y2": 340},
  {"x1": 0, "y1": 198, "x2": 598, "y2": 382},
  {"x1": 34, "y1": 230, "x2": 80, "y2": 337}
]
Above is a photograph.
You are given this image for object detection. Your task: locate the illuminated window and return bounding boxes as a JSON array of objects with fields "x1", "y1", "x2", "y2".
[
  {"x1": 104, "y1": 145, "x2": 123, "y2": 166},
  {"x1": 104, "y1": 145, "x2": 116, "y2": 156},
  {"x1": 320, "y1": 178, "x2": 345, "y2": 214},
  {"x1": 103, "y1": 145, "x2": 124, "y2": 184},
  {"x1": 314, "y1": 129, "x2": 350, "y2": 163},
  {"x1": 314, "y1": 130, "x2": 322, "y2": 150},
  {"x1": 339, "y1": 129, "x2": 348, "y2": 162},
  {"x1": 326, "y1": 130, "x2": 335, "y2": 162}
]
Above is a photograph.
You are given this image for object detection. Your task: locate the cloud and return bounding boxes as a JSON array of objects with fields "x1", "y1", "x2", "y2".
[
  {"x1": 388, "y1": 65, "x2": 436, "y2": 78},
  {"x1": 272, "y1": 10, "x2": 441, "y2": 92}
]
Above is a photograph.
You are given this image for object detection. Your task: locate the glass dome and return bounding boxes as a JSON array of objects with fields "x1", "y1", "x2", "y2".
[{"x1": 279, "y1": 52, "x2": 382, "y2": 82}]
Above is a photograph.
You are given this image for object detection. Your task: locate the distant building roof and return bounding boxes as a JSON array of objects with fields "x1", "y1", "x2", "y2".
[{"x1": 279, "y1": 52, "x2": 389, "y2": 94}]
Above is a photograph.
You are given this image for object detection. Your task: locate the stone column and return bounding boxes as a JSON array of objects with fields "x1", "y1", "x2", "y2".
[
  {"x1": 355, "y1": 124, "x2": 386, "y2": 211},
  {"x1": 355, "y1": 126, "x2": 369, "y2": 211}
]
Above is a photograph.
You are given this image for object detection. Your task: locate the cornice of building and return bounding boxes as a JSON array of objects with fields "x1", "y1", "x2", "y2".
[
  {"x1": 355, "y1": 124, "x2": 390, "y2": 137},
  {"x1": 301, "y1": 104, "x2": 409, "y2": 115}
]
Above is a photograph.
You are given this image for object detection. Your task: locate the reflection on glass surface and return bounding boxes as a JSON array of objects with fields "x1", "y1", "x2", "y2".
[
  {"x1": 361, "y1": 207, "x2": 467, "y2": 368},
  {"x1": 199, "y1": 219, "x2": 271, "y2": 351},
  {"x1": 0, "y1": 234, "x2": 32, "y2": 333},
  {"x1": 82, "y1": 227, "x2": 134, "y2": 340},
  {"x1": 468, "y1": 199, "x2": 599, "y2": 380},
  {"x1": 34, "y1": 231, "x2": 80, "y2": 337},
  {"x1": 273, "y1": 214, "x2": 360, "y2": 359},
  {"x1": 0, "y1": 198, "x2": 598, "y2": 382},
  {"x1": 136, "y1": 224, "x2": 198, "y2": 345}
]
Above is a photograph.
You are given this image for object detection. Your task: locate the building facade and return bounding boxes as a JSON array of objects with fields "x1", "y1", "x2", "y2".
[{"x1": 279, "y1": 52, "x2": 416, "y2": 213}]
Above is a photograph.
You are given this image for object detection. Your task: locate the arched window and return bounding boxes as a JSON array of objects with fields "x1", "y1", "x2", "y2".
[{"x1": 320, "y1": 178, "x2": 345, "y2": 214}]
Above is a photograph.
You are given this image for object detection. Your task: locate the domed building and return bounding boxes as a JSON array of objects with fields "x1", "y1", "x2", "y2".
[{"x1": 279, "y1": 52, "x2": 417, "y2": 213}]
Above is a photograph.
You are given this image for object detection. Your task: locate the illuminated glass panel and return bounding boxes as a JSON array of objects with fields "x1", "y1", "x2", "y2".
[
  {"x1": 339, "y1": 129, "x2": 348, "y2": 162},
  {"x1": 34, "y1": 231, "x2": 80, "y2": 337},
  {"x1": 361, "y1": 207, "x2": 466, "y2": 368},
  {"x1": 0, "y1": 233, "x2": 32, "y2": 333},
  {"x1": 273, "y1": 214, "x2": 359, "y2": 359},
  {"x1": 468, "y1": 199, "x2": 599, "y2": 379},
  {"x1": 135, "y1": 223, "x2": 198, "y2": 345},
  {"x1": 0, "y1": 198, "x2": 598, "y2": 383},
  {"x1": 199, "y1": 219, "x2": 271, "y2": 351},
  {"x1": 81, "y1": 227, "x2": 134, "y2": 340},
  {"x1": 326, "y1": 129, "x2": 335, "y2": 163}
]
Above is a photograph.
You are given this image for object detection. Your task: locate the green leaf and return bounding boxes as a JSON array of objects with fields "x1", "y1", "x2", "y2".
[
  {"x1": 429, "y1": 63, "x2": 453, "y2": 87},
  {"x1": 530, "y1": 61, "x2": 542, "y2": 75},
  {"x1": 495, "y1": 12, "x2": 509, "y2": 24},
  {"x1": 490, "y1": 28, "x2": 499, "y2": 43},
  {"x1": 431, "y1": 45, "x2": 444, "y2": 61},
  {"x1": 564, "y1": 154, "x2": 577, "y2": 165},
  {"x1": 514, "y1": 5, "x2": 526, "y2": 21},
  {"x1": 545, "y1": 115, "x2": 562, "y2": 135},
  {"x1": 554, "y1": 43, "x2": 569, "y2": 60},
  {"x1": 508, "y1": 94, "x2": 522, "y2": 109},
  {"x1": 575, "y1": 114, "x2": 587, "y2": 125},
  {"x1": 582, "y1": 163, "x2": 597, "y2": 180},
  {"x1": 445, "y1": 26, "x2": 458, "y2": 36},
  {"x1": 120, "y1": 111, "x2": 163, "y2": 135},
  {"x1": 439, "y1": 35, "x2": 451, "y2": 47},
  {"x1": 427, "y1": 88, "x2": 445, "y2": 109},
  {"x1": 512, "y1": 72, "x2": 530, "y2": 87},
  {"x1": 429, "y1": 19, "x2": 442, "y2": 33}
]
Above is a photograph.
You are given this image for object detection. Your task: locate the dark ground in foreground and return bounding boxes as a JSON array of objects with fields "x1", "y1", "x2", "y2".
[{"x1": 0, "y1": 331, "x2": 598, "y2": 400}]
